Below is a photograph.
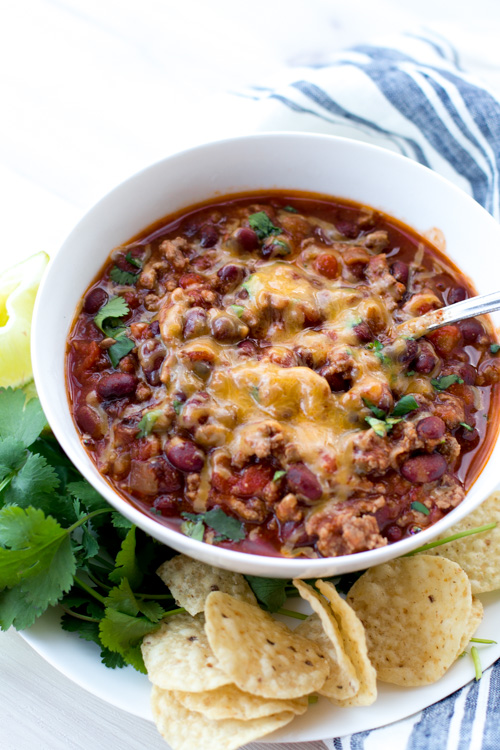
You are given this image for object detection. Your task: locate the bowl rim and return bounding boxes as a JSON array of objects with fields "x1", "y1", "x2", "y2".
[{"x1": 32, "y1": 131, "x2": 500, "y2": 578}]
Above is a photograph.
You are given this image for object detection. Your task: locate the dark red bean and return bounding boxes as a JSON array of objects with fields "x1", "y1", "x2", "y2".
[
  {"x1": 183, "y1": 307, "x2": 208, "y2": 339},
  {"x1": 391, "y1": 261, "x2": 409, "y2": 286},
  {"x1": 199, "y1": 223, "x2": 219, "y2": 248},
  {"x1": 447, "y1": 286, "x2": 467, "y2": 305},
  {"x1": 151, "y1": 457, "x2": 183, "y2": 492},
  {"x1": 234, "y1": 227, "x2": 259, "y2": 252},
  {"x1": 237, "y1": 340, "x2": 257, "y2": 357},
  {"x1": 166, "y1": 438, "x2": 204, "y2": 473},
  {"x1": 414, "y1": 341, "x2": 439, "y2": 374},
  {"x1": 416, "y1": 416, "x2": 446, "y2": 441},
  {"x1": 457, "y1": 363, "x2": 477, "y2": 385},
  {"x1": 400, "y1": 453, "x2": 447, "y2": 483},
  {"x1": 211, "y1": 315, "x2": 242, "y2": 342},
  {"x1": 353, "y1": 321, "x2": 373, "y2": 343},
  {"x1": 97, "y1": 372, "x2": 138, "y2": 400},
  {"x1": 286, "y1": 463, "x2": 322, "y2": 501},
  {"x1": 385, "y1": 524, "x2": 402, "y2": 543},
  {"x1": 400, "y1": 338, "x2": 419, "y2": 365},
  {"x1": 318, "y1": 365, "x2": 350, "y2": 392},
  {"x1": 153, "y1": 495, "x2": 178, "y2": 514},
  {"x1": 84, "y1": 287, "x2": 108, "y2": 314},
  {"x1": 75, "y1": 404, "x2": 103, "y2": 438},
  {"x1": 149, "y1": 320, "x2": 160, "y2": 336},
  {"x1": 459, "y1": 318, "x2": 484, "y2": 343},
  {"x1": 335, "y1": 220, "x2": 359, "y2": 239},
  {"x1": 217, "y1": 264, "x2": 245, "y2": 291}
]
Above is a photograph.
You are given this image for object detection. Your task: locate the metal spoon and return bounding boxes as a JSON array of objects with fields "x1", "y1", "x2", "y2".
[{"x1": 396, "y1": 289, "x2": 500, "y2": 339}]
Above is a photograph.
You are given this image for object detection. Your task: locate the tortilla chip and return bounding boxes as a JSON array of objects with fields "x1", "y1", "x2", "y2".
[
  {"x1": 346, "y1": 555, "x2": 472, "y2": 686},
  {"x1": 141, "y1": 613, "x2": 231, "y2": 692},
  {"x1": 456, "y1": 596, "x2": 484, "y2": 658},
  {"x1": 151, "y1": 687, "x2": 295, "y2": 750},
  {"x1": 293, "y1": 580, "x2": 359, "y2": 701},
  {"x1": 157, "y1": 554, "x2": 257, "y2": 616},
  {"x1": 204, "y1": 591, "x2": 329, "y2": 699},
  {"x1": 316, "y1": 580, "x2": 377, "y2": 706},
  {"x1": 423, "y1": 491, "x2": 500, "y2": 594},
  {"x1": 174, "y1": 684, "x2": 308, "y2": 720}
]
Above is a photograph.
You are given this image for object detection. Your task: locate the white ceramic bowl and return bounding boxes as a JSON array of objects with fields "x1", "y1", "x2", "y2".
[{"x1": 32, "y1": 133, "x2": 500, "y2": 578}]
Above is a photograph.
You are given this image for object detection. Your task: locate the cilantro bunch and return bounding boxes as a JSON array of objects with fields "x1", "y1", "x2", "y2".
[{"x1": 0, "y1": 387, "x2": 180, "y2": 672}]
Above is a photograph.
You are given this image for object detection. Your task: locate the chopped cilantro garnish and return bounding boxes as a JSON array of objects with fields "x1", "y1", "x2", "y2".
[
  {"x1": 362, "y1": 398, "x2": 386, "y2": 419},
  {"x1": 283, "y1": 205, "x2": 298, "y2": 213},
  {"x1": 470, "y1": 638, "x2": 497, "y2": 644},
  {"x1": 108, "y1": 336, "x2": 135, "y2": 368},
  {"x1": 431, "y1": 374, "x2": 464, "y2": 391},
  {"x1": 406, "y1": 370, "x2": 417, "y2": 377},
  {"x1": 172, "y1": 399, "x2": 183, "y2": 415},
  {"x1": 273, "y1": 239, "x2": 290, "y2": 255},
  {"x1": 250, "y1": 386, "x2": 260, "y2": 402},
  {"x1": 471, "y1": 646, "x2": 482, "y2": 681},
  {"x1": 392, "y1": 395, "x2": 419, "y2": 417},
  {"x1": 110, "y1": 266, "x2": 138, "y2": 285},
  {"x1": 93, "y1": 297, "x2": 130, "y2": 338},
  {"x1": 248, "y1": 212, "x2": 281, "y2": 240},
  {"x1": 490, "y1": 343, "x2": 500, "y2": 354},
  {"x1": 181, "y1": 509, "x2": 244, "y2": 543},
  {"x1": 460, "y1": 422, "x2": 474, "y2": 432},
  {"x1": 180, "y1": 519, "x2": 205, "y2": 542},
  {"x1": 410, "y1": 501, "x2": 430, "y2": 516},
  {"x1": 137, "y1": 410, "x2": 163, "y2": 438},
  {"x1": 366, "y1": 340, "x2": 383, "y2": 352},
  {"x1": 365, "y1": 416, "x2": 389, "y2": 437},
  {"x1": 229, "y1": 305, "x2": 245, "y2": 318},
  {"x1": 273, "y1": 470, "x2": 286, "y2": 482},
  {"x1": 125, "y1": 252, "x2": 143, "y2": 269}
]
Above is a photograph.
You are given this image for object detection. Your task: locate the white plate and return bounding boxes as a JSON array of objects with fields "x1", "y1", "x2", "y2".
[{"x1": 20, "y1": 589, "x2": 500, "y2": 743}]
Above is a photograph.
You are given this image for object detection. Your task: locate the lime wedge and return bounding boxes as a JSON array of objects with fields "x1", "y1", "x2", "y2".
[{"x1": 0, "y1": 251, "x2": 49, "y2": 387}]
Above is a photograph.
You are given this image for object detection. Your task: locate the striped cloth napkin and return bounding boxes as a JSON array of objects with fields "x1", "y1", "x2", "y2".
[{"x1": 243, "y1": 31, "x2": 500, "y2": 750}]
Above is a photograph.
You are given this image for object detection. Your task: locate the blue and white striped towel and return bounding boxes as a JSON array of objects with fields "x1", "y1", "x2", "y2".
[{"x1": 243, "y1": 31, "x2": 500, "y2": 750}]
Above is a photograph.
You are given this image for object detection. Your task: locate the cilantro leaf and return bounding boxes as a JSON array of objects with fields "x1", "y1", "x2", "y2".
[
  {"x1": 410, "y1": 501, "x2": 430, "y2": 515},
  {"x1": 273, "y1": 470, "x2": 286, "y2": 481},
  {"x1": 67, "y1": 481, "x2": 109, "y2": 513},
  {"x1": 110, "y1": 266, "x2": 138, "y2": 285},
  {"x1": 105, "y1": 578, "x2": 140, "y2": 617},
  {"x1": 248, "y1": 212, "x2": 281, "y2": 240},
  {"x1": 392, "y1": 395, "x2": 419, "y2": 417},
  {"x1": 491, "y1": 343, "x2": 500, "y2": 354},
  {"x1": 108, "y1": 526, "x2": 142, "y2": 589},
  {"x1": 2, "y1": 453, "x2": 60, "y2": 508},
  {"x1": 460, "y1": 422, "x2": 474, "y2": 432},
  {"x1": 245, "y1": 576, "x2": 288, "y2": 612},
  {"x1": 283, "y1": 205, "x2": 298, "y2": 213},
  {"x1": 365, "y1": 416, "x2": 389, "y2": 438},
  {"x1": 203, "y1": 508, "x2": 245, "y2": 542},
  {"x1": 108, "y1": 335, "x2": 135, "y2": 368},
  {"x1": 0, "y1": 586, "x2": 35, "y2": 629},
  {"x1": 138, "y1": 599, "x2": 166, "y2": 623},
  {"x1": 180, "y1": 519, "x2": 205, "y2": 541},
  {"x1": 137, "y1": 410, "x2": 163, "y2": 438},
  {"x1": 125, "y1": 252, "x2": 143, "y2": 269},
  {"x1": 362, "y1": 397, "x2": 386, "y2": 419},
  {"x1": 93, "y1": 297, "x2": 130, "y2": 337},
  {"x1": 431, "y1": 374, "x2": 464, "y2": 391},
  {"x1": 60, "y1": 613, "x2": 127, "y2": 669},
  {"x1": 111, "y1": 513, "x2": 134, "y2": 531},
  {"x1": 99, "y1": 608, "x2": 160, "y2": 673},
  {"x1": 0, "y1": 437, "x2": 26, "y2": 484},
  {"x1": 0, "y1": 389, "x2": 47, "y2": 448},
  {"x1": 229, "y1": 305, "x2": 245, "y2": 318}
]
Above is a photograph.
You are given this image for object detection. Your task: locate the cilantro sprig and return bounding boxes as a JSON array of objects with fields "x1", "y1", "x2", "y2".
[
  {"x1": 93, "y1": 296, "x2": 134, "y2": 368},
  {"x1": 362, "y1": 394, "x2": 418, "y2": 437},
  {"x1": 248, "y1": 212, "x2": 281, "y2": 240},
  {"x1": 431, "y1": 374, "x2": 464, "y2": 391},
  {"x1": 181, "y1": 508, "x2": 245, "y2": 544}
]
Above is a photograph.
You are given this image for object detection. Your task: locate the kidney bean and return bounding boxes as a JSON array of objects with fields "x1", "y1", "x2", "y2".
[
  {"x1": 286, "y1": 463, "x2": 323, "y2": 501},
  {"x1": 150, "y1": 457, "x2": 183, "y2": 492},
  {"x1": 384, "y1": 524, "x2": 403, "y2": 543},
  {"x1": 166, "y1": 438, "x2": 204, "y2": 473},
  {"x1": 459, "y1": 425, "x2": 480, "y2": 445},
  {"x1": 459, "y1": 318, "x2": 485, "y2": 343},
  {"x1": 75, "y1": 404, "x2": 103, "y2": 438},
  {"x1": 416, "y1": 416, "x2": 446, "y2": 441},
  {"x1": 391, "y1": 261, "x2": 409, "y2": 286},
  {"x1": 237, "y1": 340, "x2": 257, "y2": 357},
  {"x1": 217, "y1": 264, "x2": 245, "y2": 291},
  {"x1": 400, "y1": 453, "x2": 447, "y2": 483},
  {"x1": 153, "y1": 495, "x2": 178, "y2": 514},
  {"x1": 318, "y1": 364, "x2": 350, "y2": 392},
  {"x1": 183, "y1": 307, "x2": 208, "y2": 339},
  {"x1": 456, "y1": 363, "x2": 477, "y2": 385},
  {"x1": 97, "y1": 372, "x2": 138, "y2": 400},
  {"x1": 199, "y1": 223, "x2": 219, "y2": 248},
  {"x1": 447, "y1": 286, "x2": 467, "y2": 305},
  {"x1": 335, "y1": 219, "x2": 359, "y2": 238},
  {"x1": 400, "y1": 338, "x2": 418, "y2": 365},
  {"x1": 314, "y1": 253, "x2": 339, "y2": 279},
  {"x1": 84, "y1": 287, "x2": 108, "y2": 314},
  {"x1": 414, "y1": 341, "x2": 439, "y2": 374},
  {"x1": 353, "y1": 321, "x2": 373, "y2": 343},
  {"x1": 211, "y1": 315, "x2": 246, "y2": 342},
  {"x1": 233, "y1": 227, "x2": 259, "y2": 252}
]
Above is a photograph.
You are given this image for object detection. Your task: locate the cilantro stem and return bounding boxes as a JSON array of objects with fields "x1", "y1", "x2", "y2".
[
  {"x1": 87, "y1": 571, "x2": 112, "y2": 591},
  {"x1": 67, "y1": 508, "x2": 114, "y2": 535},
  {"x1": 137, "y1": 593, "x2": 174, "y2": 600},
  {"x1": 404, "y1": 523, "x2": 497, "y2": 556},
  {"x1": 74, "y1": 575, "x2": 107, "y2": 605},
  {"x1": 470, "y1": 638, "x2": 497, "y2": 645},
  {"x1": 60, "y1": 605, "x2": 101, "y2": 623},
  {"x1": 161, "y1": 607, "x2": 185, "y2": 618},
  {"x1": 0, "y1": 473, "x2": 14, "y2": 493},
  {"x1": 277, "y1": 608, "x2": 308, "y2": 620},
  {"x1": 471, "y1": 646, "x2": 482, "y2": 681}
]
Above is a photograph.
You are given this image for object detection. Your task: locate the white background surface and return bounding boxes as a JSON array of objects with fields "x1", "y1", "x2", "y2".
[{"x1": 1, "y1": 1, "x2": 500, "y2": 749}]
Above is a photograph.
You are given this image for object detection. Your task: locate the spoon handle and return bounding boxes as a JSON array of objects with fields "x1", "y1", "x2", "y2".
[{"x1": 396, "y1": 289, "x2": 500, "y2": 339}]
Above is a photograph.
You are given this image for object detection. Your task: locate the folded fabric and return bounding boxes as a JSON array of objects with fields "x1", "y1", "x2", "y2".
[{"x1": 242, "y1": 30, "x2": 500, "y2": 750}]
